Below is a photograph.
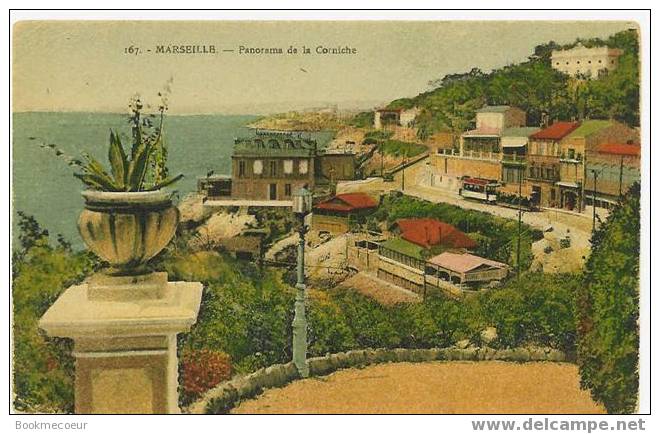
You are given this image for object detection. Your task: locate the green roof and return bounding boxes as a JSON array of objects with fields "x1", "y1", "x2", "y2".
[
  {"x1": 476, "y1": 105, "x2": 513, "y2": 113},
  {"x1": 233, "y1": 134, "x2": 317, "y2": 157},
  {"x1": 502, "y1": 127, "x2": 541, "y2": 138},
  {"x1": 567, "y1": 120, "x2": 613, "y2": 138},
  {"x1": 380, "y1": 237, "x2": 425, "y2": 259}
]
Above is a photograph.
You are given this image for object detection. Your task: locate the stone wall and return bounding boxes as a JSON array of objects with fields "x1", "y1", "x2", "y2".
[{"x1": 187, "y1": 345, "x2": 567, "y2": 414}]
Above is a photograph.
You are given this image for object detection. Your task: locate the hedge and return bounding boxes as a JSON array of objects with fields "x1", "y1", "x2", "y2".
[{"x1": 577, "y1": 182, "x2": 640, "y2": 413}]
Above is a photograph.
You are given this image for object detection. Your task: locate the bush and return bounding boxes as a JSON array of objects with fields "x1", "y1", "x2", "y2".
[
  {"x1": 12, "y1": 213, "x2": 95, "y2": 413},
  {"x1": 166, "y1": 251, "x2": 295, "y2": 375},
  {"x1": 180, "y1": 349, "x2": 232, "y2": 402},
  {"x1": 578, "y1": 183, "x2": 640, "y2": 414},
  {"x1": 478, "y1": 273, "x2": 578, "y2": 354}
]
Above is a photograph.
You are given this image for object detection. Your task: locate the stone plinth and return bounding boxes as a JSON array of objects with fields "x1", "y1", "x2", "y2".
[{"x1": 39, "y1": 274, "x2": 203, "y2": 414}]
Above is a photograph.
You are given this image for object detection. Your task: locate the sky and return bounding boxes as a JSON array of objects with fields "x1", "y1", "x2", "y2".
[{"x1": 13, "y1": 20, "x2": 636, "y2": 114}]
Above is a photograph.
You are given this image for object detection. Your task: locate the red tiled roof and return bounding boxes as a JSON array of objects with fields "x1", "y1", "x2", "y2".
[
  {"x1": 530, "y1": 122, "x2": 580, "y2": 140},
  {"x1": 314, "y1": 193, "x2": 378, "y2": 212},
  {"x1": 395, "y1": 218, "x2": 477, "y2": 250},
  {"x1": 597, "y1": 143, "x2": 641, "y2": 156}
]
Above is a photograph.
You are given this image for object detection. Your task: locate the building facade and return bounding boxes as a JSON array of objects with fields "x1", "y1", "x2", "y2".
[
  {"x1": 551, "y1": 43, "x2": 624, "y2": 78},
  {"x1": 231, "y1": 132, "x2": 317, "y2": 201},
  {"x1": 556, "y1": 120, "x2": 638, "y2": 211},
  {"x1": 214, "y1": 131, "x2": 356, "y2": 202},
  {"x1": 429, "y1": 106, "x2": 528, "y2": 190},
  {"x1": 527, "y1": 121, "x2": 580, "y2": 208},
  {"x1": 311, "y1": 193, "x2": 379, "y2": 234},
  {"x1": 585, "y1": 143, "x2": 641, "y2": 208}
]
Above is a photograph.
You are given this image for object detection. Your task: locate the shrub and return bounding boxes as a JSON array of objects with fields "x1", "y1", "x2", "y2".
[
  {"x1": 180, "y1": 349, "x2": 232, "y2": 400},
  {"x1": 478, "y1": 273, "x2": 578, "y2": 353},
  {"x1": 12, "y1": 214, "x2": 95, "y2": 413},
  {"x1": 578, "y1": 183, "x2": 640, "y2": 414}
]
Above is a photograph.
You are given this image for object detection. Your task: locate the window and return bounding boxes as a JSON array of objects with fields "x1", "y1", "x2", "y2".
[
  {"x1": 299, "y1": 160, "x2": 309, "y2": 174},
  {"x1": 551, "y1": 189, "x2": 556, "y2": 201},
  {"x1": 546, "y1": 168, "x2": 553, "y2": 180},
  {"x1": 285, "y1": 184, "x2": 292, "y2": 196},
  {"x1": 270, "y1": 161, "x2": 277, "y2": 176},
  {"x1": 568, "y1": 148, "x2": 575, "y2": 159},
  {"x1": 253, "y1": 160, "x2": 263, "y2": 175},
  {"x1": 238, "y1": 160, "x2": 246, "y2": 177},
  {"x1": 283, "y1": 160, "x2": 293, "y2": 174}
]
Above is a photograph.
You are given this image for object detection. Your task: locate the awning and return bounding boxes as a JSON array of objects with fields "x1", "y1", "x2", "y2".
[
  {"x1": 501, "y1": 137, "x2": 528, "y2": 148},
  {"x1": 555, "y1": 181, "x2": 580, "y2": 189}
]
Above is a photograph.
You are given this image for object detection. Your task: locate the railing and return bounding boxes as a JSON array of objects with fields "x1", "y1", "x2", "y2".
[
  {"x1": 436, "y1": 148, "x2": 499, "y2": 162},
  {"x1": 501, "y1": 153, "x2": 527, "y2": 165},
  {"x1": 559, "y1": 154, "x2": 583, "y2": 163}
]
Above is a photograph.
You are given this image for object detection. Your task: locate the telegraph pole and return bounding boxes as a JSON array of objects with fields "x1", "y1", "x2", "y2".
[
  {"x1": 619, "y1": 155, "x2": 624, "y2": 197},
  {"x1": 380, "y1": 140, "x2": 384, "y2": 178},
  {"x1": 591, "y1": 169, "x2": 599, "y2": 233},
  {"x1": 516, "y1": 169, "x2": 523, "y2": 280}
]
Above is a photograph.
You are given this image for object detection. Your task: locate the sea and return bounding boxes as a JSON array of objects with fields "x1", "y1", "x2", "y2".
[{"x1": 12, "y1": 112, "x2": 334, "y2": 248}]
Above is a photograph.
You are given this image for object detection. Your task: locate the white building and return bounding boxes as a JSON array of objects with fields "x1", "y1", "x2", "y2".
[
  {"x1": 551, "y1": 43, "x2": 624, "y2": 78},
  {"x1": 374, "y1": 107, "x2": 420, "y2": 129}
]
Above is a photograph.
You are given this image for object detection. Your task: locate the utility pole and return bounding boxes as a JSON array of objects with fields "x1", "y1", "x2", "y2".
[
  {"x1": 591, "y1": 169, "x2": 599, "y2": 233},
  {"x1": 516, "y1": 169, "x2": 523, "y2": 280},
  {"x1": 380, "y1": 140, "x2": 384, "y2": 178},
  {"x1": 401, "y1": 150, "x2": 408, "y2": 192},
  {"x1": 619, "y1": 155, "x2": 624, "y2": 197}
]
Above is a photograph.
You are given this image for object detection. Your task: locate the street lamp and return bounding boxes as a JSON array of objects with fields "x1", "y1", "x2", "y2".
[{"x1": 291, "y1": 186, "x2": 313, "y2": 377}]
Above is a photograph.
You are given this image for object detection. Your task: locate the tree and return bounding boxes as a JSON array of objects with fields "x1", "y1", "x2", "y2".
[{"x1": 577, "y1": 182, "x2": 640, "y2": 413}]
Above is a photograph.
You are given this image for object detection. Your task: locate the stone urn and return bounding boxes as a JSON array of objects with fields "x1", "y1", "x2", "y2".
[{"x1": 78, "y1": 190, "x2": 179, "y2": 276}]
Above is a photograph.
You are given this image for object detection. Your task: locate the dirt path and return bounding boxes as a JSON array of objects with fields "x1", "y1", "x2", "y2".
[{"x1": 232, "y1": 361, "x2": 605, "y2": 414}]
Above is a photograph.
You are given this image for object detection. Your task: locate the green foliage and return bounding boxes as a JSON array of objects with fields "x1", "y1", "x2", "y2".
[
  {"x1": 12, "y1": 214, "x2": 95, "y2": 413},
  {"x1": 36, "y1": 94, "x2": 183, "y2": 192},
  {"x1": 379, "y1": 140, "x2": 427, "y2": 158},
  {"x1": 578, "y1": 182, "x2": 640, "y2": 414},
  {"x1": 348, "y1": 111, "x2": 375, "y2": 128},
  {"x1": 362, "y1": 129, "x2": 394, "y2": 144},
  {"x1": 164, "y1": 251, "x2": 295, "y2": 375},
  {"x1": 478, "y1": 273, "x2": 578, "y2": 353}
]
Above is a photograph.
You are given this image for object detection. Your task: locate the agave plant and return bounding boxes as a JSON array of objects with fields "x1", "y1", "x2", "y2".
[{"x1": 37, "y1": 94, "x2": 183, "y2": 192}]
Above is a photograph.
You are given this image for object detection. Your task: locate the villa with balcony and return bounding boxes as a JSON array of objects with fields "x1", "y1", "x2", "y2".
[{"x1": 430, "y1": 105, "x2": 527, "y2": 189}]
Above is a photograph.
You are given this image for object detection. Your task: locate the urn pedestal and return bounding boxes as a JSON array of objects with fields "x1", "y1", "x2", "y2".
[{"x1": 39, "y1": 275, "x2": 203, "y2": 414}]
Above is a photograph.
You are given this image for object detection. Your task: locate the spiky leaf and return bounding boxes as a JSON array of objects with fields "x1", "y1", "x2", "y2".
[
  {"x1": 108, "y1": 130, "x2": 128, "y2": 189},
  {"x1": 147, "y1": 173, "x2": 184, "y2": 191},
  {"x1": 127, "y1": 136, "x2": 156, "y2": 191}
]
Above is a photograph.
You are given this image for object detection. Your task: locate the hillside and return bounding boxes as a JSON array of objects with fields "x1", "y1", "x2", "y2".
[{"x1": 359, "y1": 29, "x2": 639, "y2": 141}]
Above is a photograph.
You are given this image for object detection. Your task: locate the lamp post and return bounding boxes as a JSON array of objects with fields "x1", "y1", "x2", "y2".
[{"x1": 292, "y1": 186, "x2": 313, "y2": 377}]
